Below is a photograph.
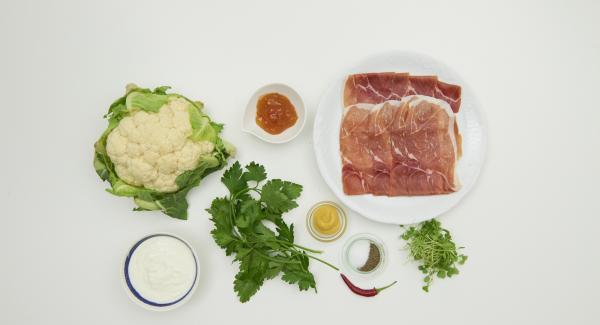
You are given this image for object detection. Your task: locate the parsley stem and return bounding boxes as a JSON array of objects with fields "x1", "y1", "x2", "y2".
[
  {"x1": 306, "y1": 254, "x2": 339, "y2": 271},
  {"x1": 254, "y1": 250, "x2": 301, "y2": 265},
  {"x1": 276, "y1": 241, "x2": 323, "y2": 254},
  {"x1": 292, "y1": 243, "x2": 323, "y2": 254},
  {"x1": 228, "y1": 196, "x2": 244, "y2": 240}
]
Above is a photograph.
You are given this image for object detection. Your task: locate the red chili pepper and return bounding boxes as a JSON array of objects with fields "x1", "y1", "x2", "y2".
[{"x1": 340, "y1": 273, "x2": 397, "y2": 297}]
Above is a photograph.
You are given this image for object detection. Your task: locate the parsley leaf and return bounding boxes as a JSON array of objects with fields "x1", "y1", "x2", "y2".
[
  {"x1": 207, "y1": 161, "x2": 338, "y2": 303},
  {"x1": 264, "y1": 261, "x2": 284, "y2": 280},
  {"x1": 243, "y1": 162, "x2": 267, "y2": 182},
  {"x1": 234, "y1": 252, "x2": 267, "y2": 302},
  {"x1": 208, "y1": 197, "x2": 237, "y2": 255},
  {"x1": 234, "y1": 199, "x2": 260, "y2": 229},
  {"x1": 261, "y1": 179, "x2": 302, "y2": 213},
  {"x1": 282, "y1": 262, "x2": 316, "y2": 291},
  {"x1": 274, "y1": 218, "x2": 294, "y2": 243},
  {"x1": 221, "y1": 161, "x2": 247, "y2": 195}
]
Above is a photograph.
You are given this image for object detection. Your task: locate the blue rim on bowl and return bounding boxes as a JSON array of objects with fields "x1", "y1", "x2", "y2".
[{"x1": 122, "y1": 233, "x2": 199, "y2": 311}]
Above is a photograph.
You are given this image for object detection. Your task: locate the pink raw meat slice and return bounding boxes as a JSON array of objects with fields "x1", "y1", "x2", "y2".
[
  {"x1": 434, "y1": 80, "x2": 462, "y2": 113},
  {"x1": 406, "y1": 75, "x2": 438, "y2": 97},
  {"x1": 365, "y1": 101, "x2": 395, "y2": 195},
  {"x1": 340, "y1": 71, "x2": 462, "y2": 197},
  {"x1": 389, "y1": 96, "x2": 459, "y2": 195},
  {"x1": 344, "y1": 72, "x2": 462, "y2": 113},
  {"x1": 339, "y1": 96, "x2": 459, "y2": 196},
  {"x1": 340, "y1": 104, "x2": 372, "y2": 195}
]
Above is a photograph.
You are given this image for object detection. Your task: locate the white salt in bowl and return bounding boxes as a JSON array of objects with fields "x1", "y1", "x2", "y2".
[{"x1": 341, "y1": 233, "x2": 387, "y2": 277}]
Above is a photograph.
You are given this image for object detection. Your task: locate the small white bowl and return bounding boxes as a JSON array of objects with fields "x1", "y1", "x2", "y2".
[
  {"x1": 341, "y1": 233, "x2": 387, "y2": 278},
  {"x1": 121, "y1": 233, "x2": 200, "y2": 312},
  {"x1": 243, "y1": 83, "x2": 306, "y2": 144}
]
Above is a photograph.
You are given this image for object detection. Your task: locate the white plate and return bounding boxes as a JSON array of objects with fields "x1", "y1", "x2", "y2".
[{"x1": 313, "y1": 51, "x2": 487, "y2": 225}]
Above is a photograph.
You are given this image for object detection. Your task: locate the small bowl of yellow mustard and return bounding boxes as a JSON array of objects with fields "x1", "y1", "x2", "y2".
[{"x1": 306, "y1": 201, "x2": 347, "y2": 242}]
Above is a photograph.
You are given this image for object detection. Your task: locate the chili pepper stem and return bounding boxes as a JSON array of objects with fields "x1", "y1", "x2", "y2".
[{"x1": 376, "y1": 280, "x2": 397, "y2": 293}]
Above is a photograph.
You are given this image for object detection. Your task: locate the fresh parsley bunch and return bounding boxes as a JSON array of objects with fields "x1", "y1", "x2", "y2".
[
  {"x1": 401, "y1": 219, "x2": 468, "y2": 292},
  {"x1": 208, "y1": 161, "x2": 338, "y2": 302}
]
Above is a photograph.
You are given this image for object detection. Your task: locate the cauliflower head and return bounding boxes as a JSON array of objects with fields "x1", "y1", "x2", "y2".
[
  {"x1": 106, "y1": 97, "x2": 215, "y2": 192},
  {"x1": 94, "y1": 85, "x2": 235, "y2": 219}
]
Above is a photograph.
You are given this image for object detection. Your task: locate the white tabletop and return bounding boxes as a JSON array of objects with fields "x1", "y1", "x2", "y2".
[{"x1": 1, "y1": 1, "x2": 599, "y2": 324}]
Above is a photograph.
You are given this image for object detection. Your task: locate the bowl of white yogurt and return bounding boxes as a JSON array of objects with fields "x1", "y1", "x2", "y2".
[{"x1": 122, "y1": 233, "x2": 199, "y2": 311}]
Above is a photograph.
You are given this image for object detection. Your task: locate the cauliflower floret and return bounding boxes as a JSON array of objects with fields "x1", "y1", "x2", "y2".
[
  {"x1": 177, "y1": 142, "x2": 203, "y2": 171},
  {"x1": 127, "y1": 142, "x2": 143, "y2": 157},
  {"x1": 106, "y1": 131, "x2": 127, "y2": 157},
  {"x1": 106, "y1": 97, "x2": 215, "y2": 192},
  {"x1": 157, "y1": 153, "x2": 178, "y2": 174},
  {"x1": 129, "y1": 159, "x2": 157, "y2": 183},
  {"x1": 153, "y1": 173, "x2": 179, "y2": 193},
  {"x1": 142, "y1": 150, "x2": 160, "y2": 165}
]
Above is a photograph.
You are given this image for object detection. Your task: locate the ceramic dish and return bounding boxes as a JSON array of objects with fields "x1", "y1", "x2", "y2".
[
  {"x1": 342, "y1": 233, "x2": 387, "y2": 277},
  {"x1": 243, "y1": 83, "x2": 306, "y2": 144},
  {"x1": 305, "y1": 201, "x2": 347, "y2": 242},
  {"x1": 121, "y1": 233, "x2": 200, "y2": 312},
  {"x1": 313, "y1": 51, "x2": 487, "y2": 224}
]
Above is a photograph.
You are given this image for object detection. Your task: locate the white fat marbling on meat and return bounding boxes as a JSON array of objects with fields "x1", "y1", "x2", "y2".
[
  {"x1": 402, "y1": 95, "x2": 459, "y2": 188},
  {"x1": 343, "y1": 95, "x2": 457, "y2": 162},
  {"x1": 342, "y1": 102, "x2": 375, "y2": 116},
  {"x1": 340, "y1": 95, "x2": 460, "y2": 194}
]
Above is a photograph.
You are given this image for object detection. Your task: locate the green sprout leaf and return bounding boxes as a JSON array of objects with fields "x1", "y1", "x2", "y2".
[{"x1": 400, "y1": 219, "x2": 467, "y2": 292}]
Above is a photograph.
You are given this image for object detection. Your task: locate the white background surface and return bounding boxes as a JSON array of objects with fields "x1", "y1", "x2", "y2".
[{"x1": 1, "y1": 0, "x2": 599, "y2": 324}]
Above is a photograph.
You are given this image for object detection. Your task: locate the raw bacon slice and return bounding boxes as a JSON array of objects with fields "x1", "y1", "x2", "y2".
[
  {"x1": 340, "y1": 95, "x2": 459, "y2": 196},
  {"x1": 344, "y1": 73, "x2": 462, "y2": 113}
]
